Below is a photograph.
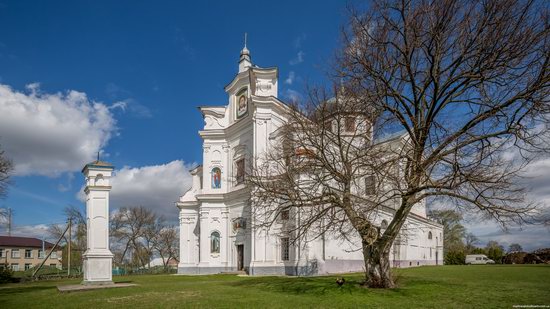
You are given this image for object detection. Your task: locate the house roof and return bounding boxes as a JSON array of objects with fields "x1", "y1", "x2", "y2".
[{"x1": 0, "y1": 236, "x2": 55, "y2": 248}]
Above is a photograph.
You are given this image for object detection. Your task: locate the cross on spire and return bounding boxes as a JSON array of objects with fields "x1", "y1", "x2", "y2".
[{"x1": 239, "y1": 32, "x2": 251, "y2": 72}]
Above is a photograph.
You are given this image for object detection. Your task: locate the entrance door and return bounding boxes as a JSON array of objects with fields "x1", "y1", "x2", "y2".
[{"x1": 237, "y1": 244, "x2": 244, "y2": 271}]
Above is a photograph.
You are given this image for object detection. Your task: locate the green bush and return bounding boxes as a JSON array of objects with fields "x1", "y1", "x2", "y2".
[
  {"x1": 0, "y1": 267, "x2": 15, "y2": 284},
  {"x1": 445, "y1": 250, "x2": 466, "y2": 265}
]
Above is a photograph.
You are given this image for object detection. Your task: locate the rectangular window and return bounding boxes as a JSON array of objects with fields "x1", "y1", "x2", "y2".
[
  {"x1": 345, "y1": 117, "x2": 355, "y2": 132},
  {"x1": 281, "y1": 237, "x2": 290, "y2": 261},
  {"x1": 11, "y1": 263, "x2": 19, "y2": 271},
  {"x1": 50, "y1": 251, "x2": 57, "y2": 259},
  {"x1": 280, "y1": 209, "x2": 290, "y2": 221},
  {"x1": 0, "y1": 248, "x2": 4, "y2": 258},
  {"x1": 365, "y1": 175, "x2": 375, "y2": 195},
  {"x1": 324, "y1": 120, "x2": 333, "y2": 133},
  {"x1": 11, "y1": 249, "x2": 20, "y2": 258},
  {"x1": 38, "y1": 250, "x2": 45, "y2": 259},
  {"x1": 236, "y1": 158, "x2": 245, "y2": 184},
  {"x1": 25, "y1": 249, "x2": 32, "y2": 258},
  {"x1": 24, "y1": 263, "x2": 32, "y2": 271}
]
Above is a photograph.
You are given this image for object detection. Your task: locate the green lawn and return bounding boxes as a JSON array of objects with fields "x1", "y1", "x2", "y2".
[{"x1": 1, "y1": 265, "x2": 549, "y2": 308}]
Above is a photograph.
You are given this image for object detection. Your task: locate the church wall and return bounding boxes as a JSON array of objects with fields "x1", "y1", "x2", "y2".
[{"x1": 177, "y1": 48, "x2": 444, "y2": 276}]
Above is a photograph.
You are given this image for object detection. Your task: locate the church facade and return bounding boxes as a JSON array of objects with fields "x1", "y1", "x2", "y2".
[{"x1": 176, "y1": 45, "x2": 444, "y2": 276}]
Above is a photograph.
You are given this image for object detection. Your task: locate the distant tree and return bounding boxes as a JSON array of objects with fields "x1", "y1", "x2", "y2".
[
  {"x1": 142, "y1": 215, "x2": 165, "y2": 268},
  {"x1": 486, "y1": 240, "x2": 505, "y2": 263},
  {"x1": 429, "y1": 210, "x2": 466, "y2": 252},
  {"x1": 153, "y1": 226, "x2": 179, "y2": 270},
  {"x1": 0, "y1": 145, "x2": 13, "y2": 199},
  {"x1": 110, "y1": 206, "x2": 157, "y2": 268},
  {"x1": 471, "y1": 247, "x2": 486, "y2": 255},
  {"x1": 47, "y1": 205, "x2": 87, "y2": 271},
  {"x1": 464, "y1": 233, "x2": 479, "y2": 254},
  {"x1": 508, "y1": 243, "x2": 523, "y2": 253}
]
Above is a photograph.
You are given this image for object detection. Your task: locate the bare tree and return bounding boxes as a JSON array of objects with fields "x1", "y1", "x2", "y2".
[
  {"x1": 464, "y1": 232, "x2": 479, "y2": 253},
  {"x1": 250, "y1": 0, "x2": 550, "y2": 288},
  {"x1": 110, "y1": 206, "x2": 157, "y2": 268},
  {"x1": 153, "y1": 226, "x2": 179, "y2": 270},
  {"x1": 0, "y1": 145, "x2": 13, "y2": 199},
  {"x1": 143, "y1": 215, "x2": 165, "y2": 268}
]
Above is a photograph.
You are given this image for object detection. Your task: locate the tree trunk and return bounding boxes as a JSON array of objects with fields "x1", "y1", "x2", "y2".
[{"x1": 362, "y1": 241, "x2": 395, "y2": 288}]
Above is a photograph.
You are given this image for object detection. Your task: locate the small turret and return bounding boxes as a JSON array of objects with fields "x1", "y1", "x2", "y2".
[{"x1": 239, "y1": 33, "x2": 252, "y2": 73}]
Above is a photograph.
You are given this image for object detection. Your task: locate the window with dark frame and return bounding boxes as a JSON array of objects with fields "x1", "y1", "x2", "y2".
[
  {"x1": 236, "y1": 158, "x2": 245, "y2": 184},
  {"x1": 280, "y1": 209, "x2": 290, "y2": 220},
  {"x1": 324, "y1": 120, "x2": 333, "y2": 133},
  {"x1": 25, "y1": 249, "x2": 32, "y2": 258},
  {"x1": 281, "y1": 237, "x2": 290, "y2": 261},
  {"x1": 365, "y1": 175, "x2": 375, "y2": 195},
  {"x1": 344, "y1": 117, "x2": 356, "y2": 132}
]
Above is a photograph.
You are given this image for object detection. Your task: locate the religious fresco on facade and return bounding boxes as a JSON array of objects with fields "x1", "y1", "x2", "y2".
[
  {"x1": 236, "y1": 88, "x2": 248, "y2": 119},
  {"x1": 211, "y1": 167, "x2": 221, "y2": 189},
  {"x1": 211, "y1": 231, "x2": 220, "y2": 253}
]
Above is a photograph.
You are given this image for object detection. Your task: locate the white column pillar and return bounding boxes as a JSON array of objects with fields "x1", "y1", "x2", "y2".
[
  {"x1": 82, "y1": 160, "x2": 114, "y2": 285},
  {"x1": 178, "y1": 207, "x2": 199, "y2": 267}
]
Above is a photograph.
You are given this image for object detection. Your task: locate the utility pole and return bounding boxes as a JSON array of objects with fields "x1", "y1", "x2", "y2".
[{"x1": 67, "y1": 217, "x2": 72, "y2": 276}]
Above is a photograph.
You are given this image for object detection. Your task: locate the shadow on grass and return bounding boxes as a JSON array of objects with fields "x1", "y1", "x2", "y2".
[
  {"x1": 0, "y1": 285, "x2": 55, "y2": 296},
  {"x1": 229, "y1": 276, "x2": 368, "y2": 296},
  {"x1": 114, "y1": 280, "x2": 135, "y2": 284}
]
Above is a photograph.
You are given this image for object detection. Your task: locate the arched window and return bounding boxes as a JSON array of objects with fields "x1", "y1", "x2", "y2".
[
  {"x1": 95, "y1": 174, "x2": 104, "y2": 186},
  {"x1": 211, "y1": 167, "x2": 222, "y2": 189},
  {"x1": 428, "y1": 231, "x2": 433, "y2": 240},
  {"x1": 381, "y1": 220, "x2": 388, "y2": 229},
  {"x1": 210, "y1": 231, "x2": 220, "y2": 254}
]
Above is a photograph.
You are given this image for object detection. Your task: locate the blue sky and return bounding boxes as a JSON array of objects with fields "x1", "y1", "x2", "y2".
[
  {"x1": 0, "y1": 1, "x2": 548, "y2": 251},
  {"x1": 0, "y1": 0, "x2": 347, "y2": 230}
]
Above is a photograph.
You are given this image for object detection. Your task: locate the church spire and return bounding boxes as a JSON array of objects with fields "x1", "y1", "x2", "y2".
[{"x1": 239, "y1": 33, "x2": 252, "y2": 73}]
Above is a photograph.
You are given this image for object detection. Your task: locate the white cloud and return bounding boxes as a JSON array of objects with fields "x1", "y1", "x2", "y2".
[
  {"x1": 78, "y1": 160, "x2": 194, "y2": 219},
  {"x1": 289, "y1": 51, "x2": 305, "y2": 65},
  {"x1": 4, "y1": 224, "x2": 51, "y2": 241},
  {"x1": 0, "y1": 83, "x2": 119, "y2": 176},
  {"x1": 285, "y1": 71, "x2": 296, "y2": 85}
]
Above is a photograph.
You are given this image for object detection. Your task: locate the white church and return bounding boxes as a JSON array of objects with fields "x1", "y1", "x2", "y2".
[{"x1": 176, "y1": 43, "x2": 444, "y2": 276}]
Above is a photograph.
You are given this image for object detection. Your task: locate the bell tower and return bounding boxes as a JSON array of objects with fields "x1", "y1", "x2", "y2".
[{"x1": 81, "y1": 158, "x2": 115, "y2": 285}]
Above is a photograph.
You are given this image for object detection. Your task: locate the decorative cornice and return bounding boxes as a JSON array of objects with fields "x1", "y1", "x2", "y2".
[{"x1": 84, "y1": 186, "x2": 112, "y2": 194}]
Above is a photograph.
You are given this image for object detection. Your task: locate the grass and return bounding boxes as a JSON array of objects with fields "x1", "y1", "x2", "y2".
[{"x1": 1, "y1": 265, "x2": 549, "y2": 308}]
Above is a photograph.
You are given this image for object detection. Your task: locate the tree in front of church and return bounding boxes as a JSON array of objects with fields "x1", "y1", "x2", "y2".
[{"x1": 250, "y1": 0, "x2": 550, "y2": 288}]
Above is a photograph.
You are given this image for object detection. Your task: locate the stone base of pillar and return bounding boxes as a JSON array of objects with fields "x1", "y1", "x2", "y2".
[{"x1": 82, "y1": 251, "x2": 114, "y2": 285}]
